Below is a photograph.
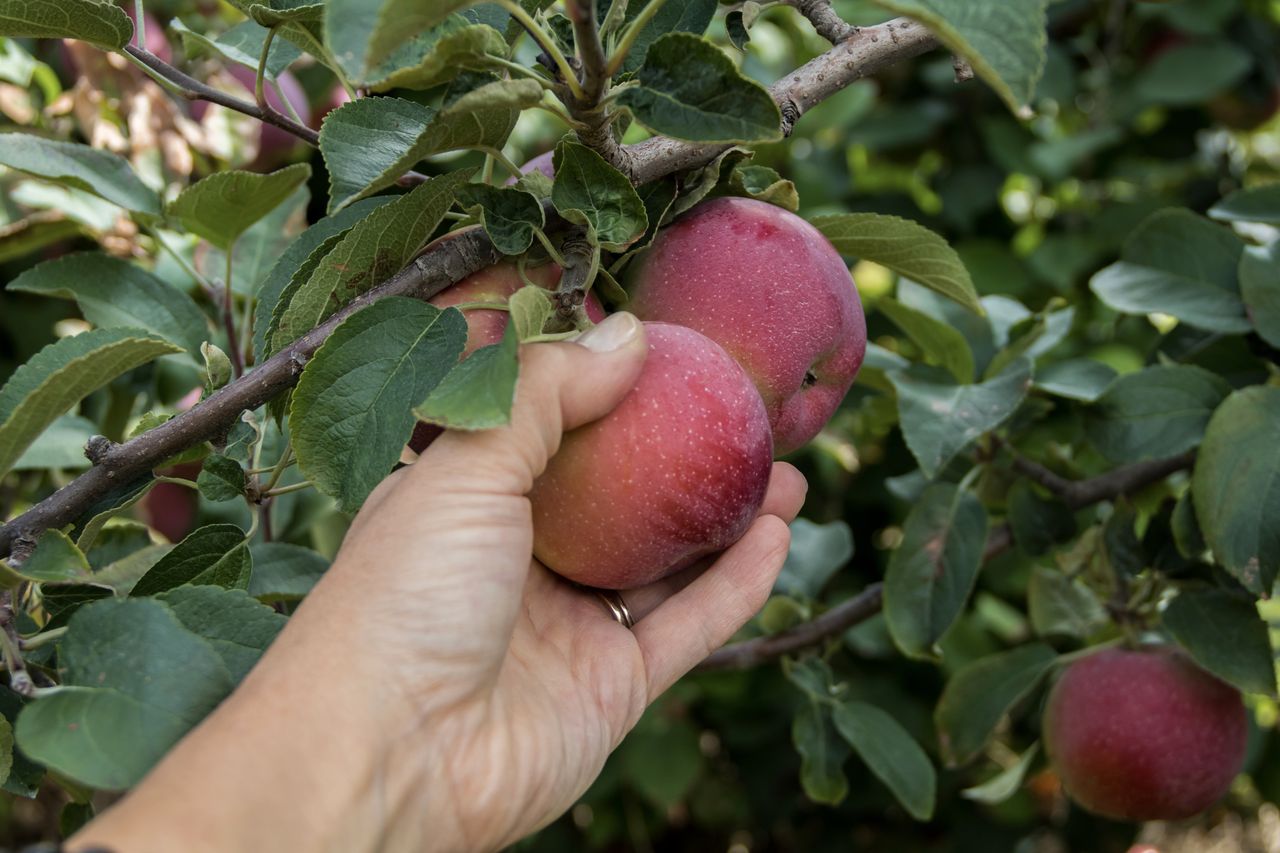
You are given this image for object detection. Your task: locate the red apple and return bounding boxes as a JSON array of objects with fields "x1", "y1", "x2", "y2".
[
  {"x1": 626, "y1": 197, "x2": 866, "y2": 455},
  {"x1": 528, "y1": 322, "x2": 773, "y2": 589},
  {"x1": 1043, "y1": 646, "x2": 1247, "y2": 822},
  {"x1": 408, "y1": 257, "x2": 607, "y2": 452},
  {"x1": 504, "y1": 150, "x2": 556, "y2": 186}
]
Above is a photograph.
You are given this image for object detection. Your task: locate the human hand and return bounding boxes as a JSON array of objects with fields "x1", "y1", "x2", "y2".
[{"x1": 71, "y1": 313, "x2": 807, "y2": 853}]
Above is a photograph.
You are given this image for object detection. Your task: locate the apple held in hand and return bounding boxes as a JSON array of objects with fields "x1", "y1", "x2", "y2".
[
  {"x1": 529, "y1": 322, "x2": 773, "y2": 589},
  {"x1": 1043, "y1": 645, "x2": 1247, "y2": 822},
  {"x1": 627, "y1": 197, "x2": 866, "y2": 455}
]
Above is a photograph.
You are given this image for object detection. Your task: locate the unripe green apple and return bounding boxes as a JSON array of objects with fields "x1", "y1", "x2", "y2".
[
  {"x1": 408, "y1": 257, "x2": 607, "y2": 453},
  {"x1": 529, "y1": 322, "x2": 773, "y2": 589},
  {"x1": 1043, "y1": 646, "x2": 1247, "y2": 822},
  {"x1": 626, "y1": 197, "x2": 866, "y2": 455}
]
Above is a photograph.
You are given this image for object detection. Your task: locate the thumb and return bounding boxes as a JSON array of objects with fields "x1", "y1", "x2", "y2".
[{"x1": 414, "y1": 312, "x2": 648, "y2": 496}]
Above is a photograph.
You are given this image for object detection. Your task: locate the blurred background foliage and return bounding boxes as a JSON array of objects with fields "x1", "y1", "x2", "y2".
[{"x1": 1, "y1": 0, "x2": 1279, "y2": 850}]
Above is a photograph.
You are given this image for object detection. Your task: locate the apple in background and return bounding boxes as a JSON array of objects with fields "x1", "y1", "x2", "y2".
[
  {"x1": 408, "y1": 255, "x2": 608, "y2": 452},
  {"x1": 528, "y1": 322, "x2": 773, "y2": 590},
  {"x1": 504, "y1": 150, "x2": 556, "y2": 186},
  {"x1": 121, "y1": 3, "x2": 172, "y2": 64},
  {"x1": 1043, "y1": 646, "x2": 1247, "y2": 822},
  {"x1": 626, "y1": 197, "x2": 866, "y2": 455}
]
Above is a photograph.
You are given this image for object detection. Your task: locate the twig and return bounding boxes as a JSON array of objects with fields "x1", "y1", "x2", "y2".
[
  {"x1": 1, "y1": 17, "x2": 943, "y2": 560},
  {"x1": 0, "y1": 591, "x2": 34, "y2": 696},
  {"x1": 1012, "y1": 450, "x2": 1196, "y2": 510},
  {"x1": 605, "y1": 17, "x2": 939, "y2": 183},
  {"x1": 0, "y1": 228, "x2": 502, "y2": 558},
  {"x1": 697, "y1": 584, "x2": 884, "y2": 671},
  {"x1": 553, "y1": 231, "x2": 598, "y2": 329},
  {"x1": 123, "y1": 44, "x2": 320, "y2": 147},
  {"x1": 568, "y1": 0, "x2": 610, "y2": 104},
  {"x1": 786, "y1": 0, "x2": 859, "y2": 44},
  {"x1": 697, "y1": 453, "x2": 1194, "y2": 671}
]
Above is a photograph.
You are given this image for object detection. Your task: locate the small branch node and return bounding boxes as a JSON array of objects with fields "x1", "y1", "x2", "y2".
[{"x1": 84, "y1": 435, "x2": 117, "y2": 465}]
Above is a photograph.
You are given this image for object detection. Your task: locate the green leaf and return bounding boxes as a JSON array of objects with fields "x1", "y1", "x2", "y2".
[
  {"x1": 320, "y1": 97, "x2": 433, "y2": 212},
  {"x1": 1241, "y1": 243, "x2": 1280, "y2": 349},
  {"x1": 0, "y1": 329, "x2": 181, "y2": 479},
  {"x1": 290, "y1": 298, "x2": 467, "y2": 513},
  {"x1": 8, "y1": 253, "x2": 208, "y2": 358},
  {"x1": 889, "y1": 359, "x2": 1032, "y2": 479},
  {"x1": 196, "y1": 454, "x2": 246, "y2": 503},
  {"x1": 458, "y1": 184, "x2": 546, "y2": 256},
  {"x1": 321, "y1": 88, "x2": 531, "y2": 212},
  {"x1": 878, "y1": 297, "x2": 975, "y2": 383},
  {"x1": 1164, "y1": 588, "x2": 1276, "y2": 696},
  {"x1": 1210, "y1": 184, "x2": 1280, "y2": 226},
  {"x1": 1090, "y1": 209, "x2": 1249, "y2": 334},
  {"x1": 552, "y1": 140, "x2": 648, "y2": 252},
  {"x1": 253, "y1": 196, "x2": 394, "y2": 360},
  {"x1": 884, "y1": 482, "x2": 988, "y2": 660},
  {"x1": 1007, "y1": 480, "x2": 1077, "y2": 558},
  {"x1": 12, "y1": 414, "x2": 96, "y2": 471},
  {"x1": 157, "y1": 585, "x2": 286, "y2": 682},
  {"x1": 507, "y1": 285, "x2": 553, "y2": 341},
  {"x1": 206, "y1": 184, "x2": 310, "y2": 296},
  {"x1": 130, "y1": 524, "x2": 252, "y2": 597},
  {"x1": 71, "y1": 475, "x2": 155, "y2": 552},
  {"x1": 365, "y1": 0, "x2": 474, "y2": 71},
  {"x1": 15, "y1": 598, "x2": 234, "y2": 790},
  {"x1": 1033, "y1": 359, "x2": 1116, "y2": 402},
  {"x1": 792, "y1": 702, "x2": 850, "y2": 805},
  {"x1": 414, "y1": 321, "x2": 519, "y2": 430},
  {"x1": 248, "y1": 542, "x2": 329, "y2": 602},
  {"x1": 1027, "y1": 567, "x2": 1106, "y2": 639},
  {"x1": 934, "y1": 642, "x2": 1057, "y2": 766},
  {"x1": 961, "y1": 742, "x2": 1039, "y2": 804},
  {"x1": 619, "y1": 717, "x2": 704, "y2": 809},
  {"x1": 615, "y1": 33, "x2": 781, "y2": 144},
  {"x1": 0, "y1": 0, "x2": 132, "y2": 49},
  {"x1": 273, "y1": 170, "x2": 472, "y2": 348},
  {"x1": 728, "y1": 164, "x2": 799, "y2": 212},
  {"x1": 246, "y1": 0, "x2": 323, "y2": 28},
  {"x1": 1193, "y1": 386, "x2": 1280, "y2": 594},
  {"x1": 368, "y1": 19, "x2": 507, "y2": 91},
  {"x1": 832, "y1": 701, "x2": 936, "y2": 820},
  {"x1": 615, "y1": 0, "x2": 717, "y2": 74},
  {"x1": 264, "y1": 232, "x2": 349, "y2": 361},
  {"x1": 1172, "y1": 489, "x2": 1206, "y2": 559},
  {"x1": 870, "y1": 0, "x2": 1049, "y2": 113},
  {"x1": 1085, "y1": 365, "x2": 1230, "y2": 464},
  {"x1": 0, "y1": 134, "x2": 160, "y2": 216},
  {"x1": 0, "y1": 716, "x2": 13, "y2": 788},
  {"x1": 1090, "y1": 263, "x2": 1250, "y2": 335},
  {"x1": 1132, "y1": 41, "x2": 1253, "y2": 107},
  {"x1": 167, "y1": 164, "x2": 311, "y2": 251},
  {"x1": 774, "y1": 519, "x2": 854, "y2": 601},
  {"x1": 12, "y1": 530, "x2": 91, "y2": 584},
  {"x1": 171, "y1": 18, "x2": 301, "y2": 78},
  {"x1": 813, "y1": 214, "x2": 981, "y2": 314}
]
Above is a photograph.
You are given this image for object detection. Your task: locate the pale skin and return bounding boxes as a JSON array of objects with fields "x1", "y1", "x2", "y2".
[{"x1": 70, "y1": 313, "x2": 808, "y2": 853}]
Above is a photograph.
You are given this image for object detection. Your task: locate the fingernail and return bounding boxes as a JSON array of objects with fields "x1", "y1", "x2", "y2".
[{"x1": 573, "y1": 312, "x2": 641, "y2": 352}]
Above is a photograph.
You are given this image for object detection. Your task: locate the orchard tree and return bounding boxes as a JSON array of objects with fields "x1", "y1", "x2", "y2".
[{"x1": 0, "y1": 0, "x2": 1278, "y2": 849}]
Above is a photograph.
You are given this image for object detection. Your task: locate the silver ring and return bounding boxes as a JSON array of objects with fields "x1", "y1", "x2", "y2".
[{"x1": 595, "y1": 589, "x2": 635, "y2": 629}]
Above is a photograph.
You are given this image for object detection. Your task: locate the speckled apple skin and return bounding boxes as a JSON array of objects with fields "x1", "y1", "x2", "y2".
[
  {"x1": 1043, "y1": 646, "x2": 1246, "y2": 822},
  {"x1": 529, "y1": 323, "x2": 773, "y2": 590},
  {"x1": 626, "y1": 197, "x2": 866, "y2": 455},
  {"x1": 410, "y1": 261, "x2": 607, "y2": 453}
]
